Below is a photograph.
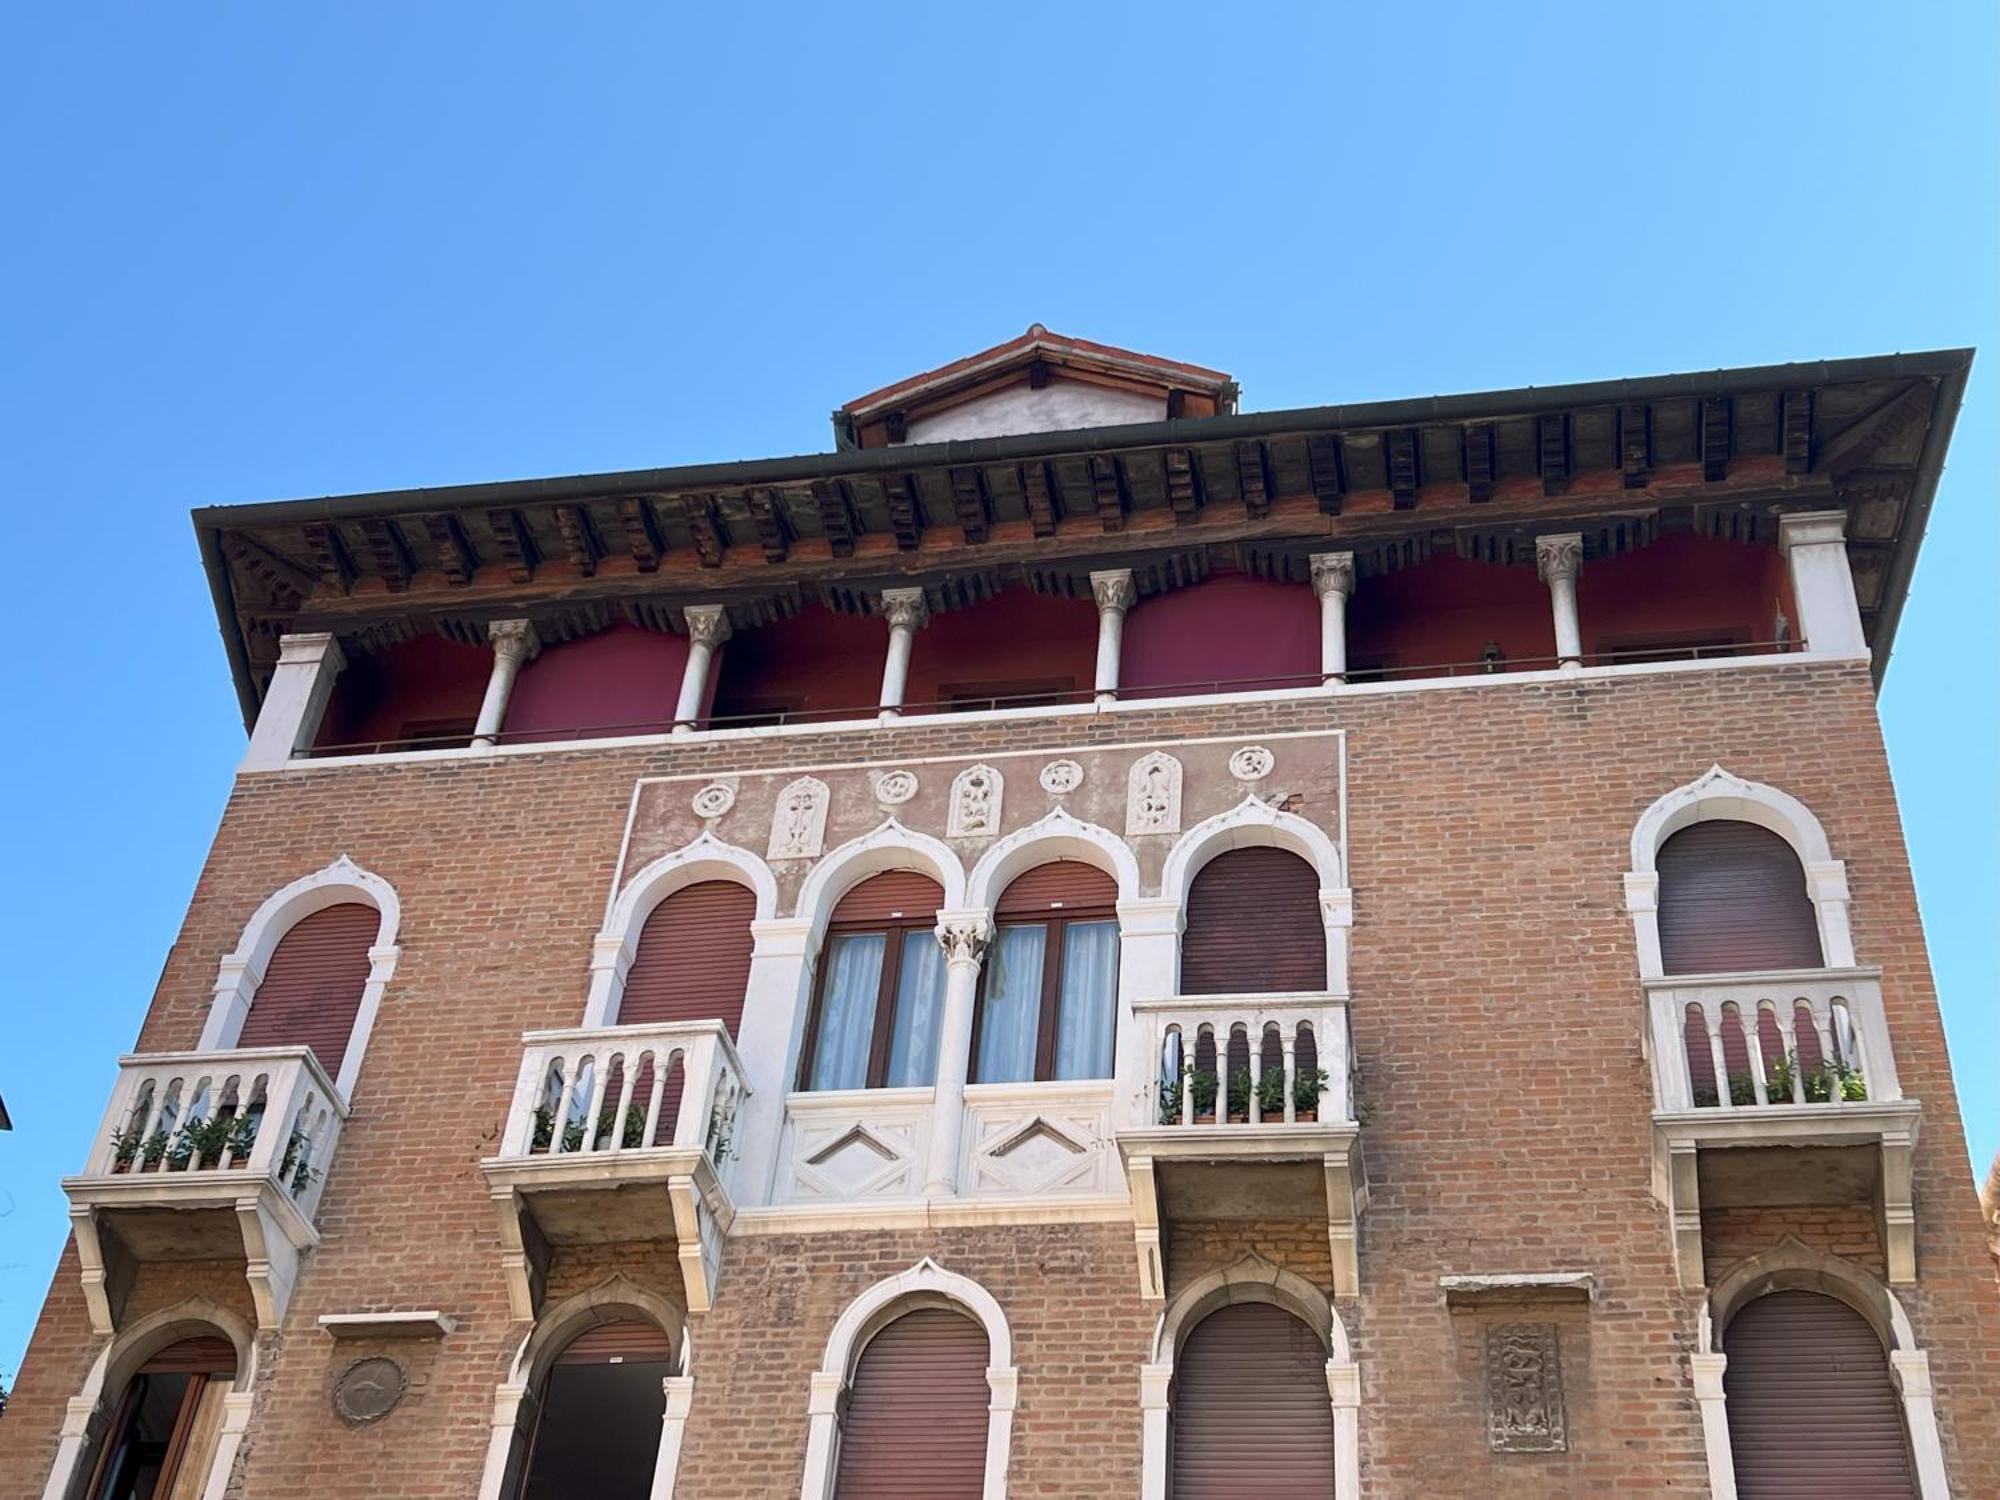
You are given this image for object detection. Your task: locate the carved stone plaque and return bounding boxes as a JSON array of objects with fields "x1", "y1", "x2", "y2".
[
  {"x1": 1485, "y1": 1323, "x2": 1566, "y2": 1452},
  {"x1": 334, "y1": 1356, "x2": 407, "y2": 1425}
]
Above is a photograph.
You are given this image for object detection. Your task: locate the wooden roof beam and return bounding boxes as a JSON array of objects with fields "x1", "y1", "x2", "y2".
[
  {"x1": 884, "y1": 474, "x2": 925, "y2": 550},
  {"x1": 681, "y1": 494, "x2": 729, "y2": 568},
  {"x1": 1306, "y1": 433, "x2": 1344, "y2": 515},
  {"x1": 1700, "y1": 398, "x2": 1732, "y2": 482},
  {"x1": 618, "y1": 496, "x2": 666, "y2": 573},
  {"x1": 1021, "y1": 462, "x2": 1058, "y2": 538},
  {"x1": 357, "y1": 518, "x2": 415, "y2": 591},
  {"x1": 1462, "y1": 423, "x2": 1495, "y2": 504},
  {"x1": 748, "y1": 487, "x2": 794, "y2": 562},
  {"x1": 949, "y1": 467, "x2": 991, "y2": 543},
  {"x1": 1386, "y1": 429, "x2": 1420, "y2": 508},
  {"x1": 302, "y1": 521, "x2": 357, "y2": 593},
  {"x1": 424, "y1": 514, "x2": 479, "y2": 587},
  {"x1": 485, "y1": 509, "x2": 539, "y2": 583},
  {"x1": 1782, "y1": 389, "x2": 1813, "y2": 475},
  {"x1": 1164, "y1": 449, "x2": 1201, "y2": 524},
  {"x1": 1090, "y1": 456, "x2": 1126, "y2": 531},
  {"x1": 556, "y1": 504, "x2": 603, "y2": 577},
  {"x1": 813, "y1": 480, "x2": 859, "y2": 557},
  {"x1": 1235, "y1": 441, "x2": 1270, "y2": 519},
  {"x1": 1620, "y1": 404, "x2": 1650, "y2": 489},
  {"x1": 1537, "y1": 414, "x2": 1571, "y2": 497}
]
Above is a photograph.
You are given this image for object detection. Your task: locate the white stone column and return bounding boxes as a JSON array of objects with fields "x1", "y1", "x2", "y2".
[
  {"x1": 1535, "y1": 533, "x2": 1584, "y2": 670},
  {"x1": 1779, "y1": 510, "x2": 1868, "y2": 658},
  {"x1": 197, "y1": 1391, "x2": 256, "y2": 1500},
  {"x1": 1138, "y1": 1364, "x2": 1172, "y2": 1500},
  {"x1": 1113, "y1": 898, "x2": 1185, "y2": 1133},
  {"x1": 734, "y1": 917, "x2": 816, "y2": 1207},
  {"x1": 475, "y1": 1383, "x2": 531, "y2": 1500},
  {"x1": 241, "y1": 632, "x2": 346, "y2": 771},
  {"x1": 877, "y1": 588, "x2": 929, "y2": 721},
  {"x1": 799, "y1": 1370, "x2": 846, "y2": 1500},
  {"x1": 1327, "y1": 1359, "x2": 1361, "y2": 1500},
  {"x1": 1688, "y1": 1352, "x2": 1738, "y2": 1500},
  {"x1": 651, "y1": 1374, "x2": 695, "y2": 1499},
  {"x1": 38, "y1": 1397, "x2": 97, "y2": 1500},
  {"x1": 1311, "y1": 551, "x2": 1356, "y2": 685},
  {"x1": 473, "y1": 619, "x2": 539, "y2": 748},
  {"x1": 1090, "y1": 569, "x2": 1136, "y2": 705},
  {"x1": 673, "y1": 605, "x2": 732, "y2": 734},
  {"x1": 924, "y1": 913, "x2": 991, "y2": 1197}
]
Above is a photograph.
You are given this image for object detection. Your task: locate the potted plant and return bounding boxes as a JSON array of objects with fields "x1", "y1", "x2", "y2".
[
  {"x1": 1292, "y1": 1068, "x2": 1329, "y2": 1122},
  {"x1": 1225, "y1": 1068, "x2": 1254, "y2": 1123},
  {"x1": 1158, "y1": 1076, "x2": 1183, "y2": 1124},
  {"x1": 1188, "y1": 1069, "x2": 1220, "y2": 1124},
  {"x1": 1255, "y1": 1068, "x2": 1288, "y2": 1119}
]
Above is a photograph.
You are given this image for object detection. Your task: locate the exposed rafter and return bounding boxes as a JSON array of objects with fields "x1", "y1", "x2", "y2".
[
  {"x1": 681, "y1": 494, "x2": 729, "y2": 568},
  {"x1": 1164, "y1": 449, "x2": 1201, "y2": 524},
  {"x1": 301, "y1": 521, "x2": 358, "y2": 593},
  {"x1": 485, "y1": 509, "x2": 539, "y2": 583},
  {"x1": 1235, "y1": 441, "x2": 1269, "y2": 519},
  {"x1": 618, "y1": 496, "x2": 665, "y2": 573},
  {"x1": 1619, "y1": 404, "x2": 1650, "y2": 489},
  {"x1": 813, "y1": 479, "x2": 859, "y2": 557},
  {"x1": 1385, "y1": 429, "x2": 1420, "y2": 508},
  {"x1": 1020, "y1": 461, "x2": 1058, "y2": 538},
  {"x1": 1089, "y1": 455, "x2": 1125, "y2": 531},
  {"x1": 423, "y1": 514, "x2": 479, "y2": 587},
  {"x1": 222, "y1": 534, "x2": 315, "y2": 604},
  {"x1": 1781, "y1": 389, "x2": 1813, "y2": 475},
  {"x1": 1537, "y1": 414, "x2": 1570, "y2": 497},
  {"x1": 1463, "y1": 423, "x2": 1496, "y2": 504},
  {"x1": 1306, "y1": 433, "x2": 1343, "y2": 515},
  {"x1": 1700, "y1": 398, "x2": 1732, "y2": 482},
  {"x1": 357, "y1": 518, "x2": 415, "y2": 591},
  {"x1": 746, "y1": 488, "x2": 793, "y2": 563},
  {"x1": 1821, "y1": 380, "x2": 1933, "y2": 476},
  {"x1": 556, "y1": 504, "x2": 603, "y2": 577},
  {"x1": 948, "y1": 467, "x2": 991, "y2": 544},
  {"x1": 883, "y1": 474, "x2": 925, "y2": 550}
]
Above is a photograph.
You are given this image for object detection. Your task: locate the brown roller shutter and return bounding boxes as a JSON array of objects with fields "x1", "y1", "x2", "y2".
[
  {"x1": 619, "y1": 881, "x2": 757, "y2": 1033},
  {"x1": 234, "y1": 903, "x2": 376, "y2": 1080},
  {"x1": 833, "y1": 1308, "x2": 988, "y2": 1500},
  {"x1": 555, "y1": 1319, "x2": 674, "y2": 1366},
  {"x1": 1172, "y1": 1302, "x2": 1335, "y2": 1498},
  {"x1": 1182, "y1": 847, "x2": 1324, "y2": 995},
  {"x1": 1658, "y1": 822, "x2": 1823, "y2": 975},
  {"x1": 996, "y1": 860, "x2": 1118, "y2": 916},
  {"x1": 831, "y1": 871, "x2": 946, "y2": 926},
  {"x1": 1723, "y1": 1291, "x2": 1915, "y2": 1498},
  {"x1": 139, "y1": 1336, "x2": 237, "y2": 1376}
]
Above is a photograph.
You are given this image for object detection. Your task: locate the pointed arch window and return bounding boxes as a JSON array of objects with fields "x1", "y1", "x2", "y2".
[
  {"x1": 516, "y1": 1321, "x2": 677, "y2": 1500},
  {"x1": 83, "y1": 1336, "x2": 237, "y2": 1500},
  {"x1": 972, "y1": 861, "x2": 1119, "y2": 1083},
  {"x1": 234, "y1": 903, "x2": 375, "y2": 1079},
  {"x1": 1657, "y1": 820, "x2": 1824, "y2": 975},
  {"x1": 800, "y1": 872, "x2": 947, "y2": 1092}
]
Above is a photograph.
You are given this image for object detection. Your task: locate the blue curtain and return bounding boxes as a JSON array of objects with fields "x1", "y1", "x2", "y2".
[
  {"x1": 977, "y1": 925, "x2": 1047, "y2": 1083},
  {"x1": 884, "y1": 930, "x2": 947, "y2": 1087},
  {"x1": 1053, "y1": 920, "x2": 1118, "y2": 1080},
  {"x1": 808, "y1": 933, "x2": 885, "y2": 1091}
]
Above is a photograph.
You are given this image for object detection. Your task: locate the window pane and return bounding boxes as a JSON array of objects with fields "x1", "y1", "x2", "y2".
[
  {"x1": 977, "y1": 925, "x2": 1047, "y2": 1083},
  {"x1": 884, "y1": 930, "x2": 946, "y2": 1087},
  {"x1": 1053, "y1": 920, "x2": 1118, "y2": 1080},
  {"x1": 809, "y1": 933, "x2": 886, "y2": 1091}
]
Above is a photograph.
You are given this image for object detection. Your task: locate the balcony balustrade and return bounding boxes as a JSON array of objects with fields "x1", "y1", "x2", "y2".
[
  {"x1": 62, "y1": 1047, "x2": 346, "y2": 1333},
  {"x1": 480, "y1": 1019, "x2": 748, "y2": 1317},
  {"x1": 1643, "y1": 968, "x2": 1920, "y2": 1287},
  {"x1": 1115, "y1": 993, "x2": 1365, "y2": 1301}
]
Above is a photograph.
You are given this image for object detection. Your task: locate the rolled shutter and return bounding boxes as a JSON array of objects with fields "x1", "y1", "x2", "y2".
[
  {"x1": 139, "y1": 1336, "x2": 237, "y2": 1377},
  {"x1": 1182, "y1": 848, "x2": 1324, "y2": 995},
  {"x1": 555, "y1": 1319, "x2": 674, "y2": 1366},
  {"x1": 996, "y1": 860, "x2": 1118, "y2": 916},
  {"x1": 831, "y1": 871, "x2": 945, "y2": 926},
  {"x1": 1657, "y1": 822, "x2": 1823, "y2": 975},
  {"x1": 1172, "y1": 1302, "x2": 1336, "y2": 1499},
  {"x1": 1723, "y1": 1291, "x2": 1916, "y2": 1498},
  {"x1": 234, "y1": 903, "x2": 376, "y2": 1079},
  {"x1": 619, "y1": 881, "x2": 757, "y2": 1033},
  {"x1": 833, "y1": 1308, "x2": 988, "y2": 1500}
]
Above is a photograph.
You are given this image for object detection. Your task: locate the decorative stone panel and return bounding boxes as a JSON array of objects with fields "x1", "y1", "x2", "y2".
[{"x1": 1485, "y1": 1323, "x2": 1566, "y2": 1453}]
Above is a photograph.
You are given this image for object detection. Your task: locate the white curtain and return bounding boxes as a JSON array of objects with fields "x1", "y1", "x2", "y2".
[
  {"x1": 1053, "y1": 920, "x2": 1118, "y2": 1080},
  {"x1": 810, "y1": 933, "x2": 885, "y2": 1091},
  {"x1": 884, "y1": 931, "x2": 947, "y2": 1087},
  {"x1": 977, "y1": 925, "x2": 1047, "y2": 1083}
]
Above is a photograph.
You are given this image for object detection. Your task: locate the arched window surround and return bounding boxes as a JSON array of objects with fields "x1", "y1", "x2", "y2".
[
  {"x1": 963, "y1": 807, "x2": 1141, "y2": 911},
  {"x1": 475, "y1": 1275, "x2": 693, "y2": 1500},
  {"x1": 198, "y1": 854, "x2": 402, "y2": 1099},
  {"x1": 1137, "y1": 1255, "x2": 1359, "y2": 1500},
  {"x1": 1688, "y1": 1239, "x2": 1949, "y2": 1500},
  {"x1": 1625, "y1": 765, "x2": 1854, "y2": 980},
  {"x1": 1159, "y1": 796, "x2": 1353, "y2": 993},
  {"x1": 586, "y1": 833, "x2": 780, "y2": 1027},
  {"x1": 39, "y1": 1296, "x2": 257, "y2": 1500},
  {"x1": 798, "y1": 1258, "x2": 1016, "y2": 1500}
]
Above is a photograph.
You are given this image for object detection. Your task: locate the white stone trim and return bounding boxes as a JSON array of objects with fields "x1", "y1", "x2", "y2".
[
  {"x1": 963, "y1": 807, "x2": 1142, "y2": 911},
  {"x1": 1695, "y1": 1240, "x2": 1948, "y2": 1500},
  {"x1": 585, "y1": 833, "x2": 781, "y2": 1027},
  {"x1": 199, "y1": 855, "x2": 403, "y2": 1099},
  {"x1": 1160, "y1": 795, "x2": 1352, "y2": 991},
  {"x1": 1625, "y1": 764, "x2": 1853, "y2": 978},
  {"x1": 798, "y1": 1258, "x2": 1015, "y2": 1500},
  {"x1": 1779, "y1": 510, "x2": 1870, "y2": 659},
  {"x1": 241, "y1": 631, "x2": 345, "y2": 772},
  {"x1": 477, "y1": 1275, "x2": 692, "y2": 1500},
  {"x1": 1139, "y1": 1255, "x2": 1358, "y2": 1500},
  {"x1": 40, "y1": 1296, "x2": 257, "y2": 1500},
  {"x1": 793, "y1": 818, "x2": 968, "y2": 931}
]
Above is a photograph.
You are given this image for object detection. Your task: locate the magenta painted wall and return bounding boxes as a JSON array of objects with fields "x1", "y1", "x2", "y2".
[
  {"x1": 710, "y1": 607, "x2": 888, "y2": 723},
  {"x1": 903, "y1": 589, "x2": 1097, "y2": 710},
  {"x1": 503, "y1": 623, "x2": 691, "y2": 741},
  {"x1": 1120, "y1": 573, "x2": 1319, "y2": 697},
  {"x1": 316, "y1": 635, "x2": 491, "y2": 750},
  {"x1": 1346, "y1": 553, "x2": 1554, "y2": 674},
  {"x1": 1578, "y1": 533, "x2": 1793, "y2": 653}
]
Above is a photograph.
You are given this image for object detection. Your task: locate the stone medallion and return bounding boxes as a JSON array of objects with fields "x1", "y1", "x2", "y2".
[
  {"x1": 334, "y1": 1356, "x2": 406, "y2": 1425},
  {"x1": 1039, "y1": 759, "x2": 1084, "y2": 795},
  {"x1": 1227, "y1": 745, "x2": 1275, "y2": 782},
  {"x1": 690, "y1": 781, "x2": 737, "y2": 819},
  {"x1": 872, "y1": 769, "x2": 919, "y2": 806}
]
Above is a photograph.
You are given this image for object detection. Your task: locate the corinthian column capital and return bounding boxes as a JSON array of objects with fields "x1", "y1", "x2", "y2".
[
  {"x1": 1310, "y1": 551, "x2": 1356, "y2": 600},
  {"x1": 1535, "y1": 533, "x2": 1583, "y2": 583},
  {"x1": 683, "y1": 604, "x2": 733, "y2": 650},
  {"x1": 487, "y1": 618, "x2": 540, "y2": 664},
  {"x1": 879, "y1": 587, "x2": 930, "y2": 632},
  {"x1": 1090, "y1": 568, "x2": 1137, "y2": 614}
]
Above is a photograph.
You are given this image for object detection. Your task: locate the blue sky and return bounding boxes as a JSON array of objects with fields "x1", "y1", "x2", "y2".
[{"x1": 0, "y1": 4, "x2": 1991, "y2": 1378}]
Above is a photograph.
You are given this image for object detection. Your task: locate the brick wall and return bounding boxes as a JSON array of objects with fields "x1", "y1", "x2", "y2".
[{"x1": 4, "y1": 660, "x2": 1997, "y2": 1498}]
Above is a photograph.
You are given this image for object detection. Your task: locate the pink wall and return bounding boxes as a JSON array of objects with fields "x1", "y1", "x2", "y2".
[
  {"x1": 317, "y1": 635, "x2": 491, "y2": 750},
  {"x1": 903, "y1": 589, "x2": 1098, "y2": 711},
  {"x1": 1346, "y1": 553, "x2": 1554, "y2": 675},
  {"x1": 503, "y1": 623, "x2": 692, "y2": 742},
  {"x1": 1577, "y1": 533, "x2": 1793, "y2": 656},
  {"x1": 1121, "y1": 573, "x2": 1319, "y2": 697},
  {"x1": 710, "y1": 607, "x2": 888, "y2": 724}
]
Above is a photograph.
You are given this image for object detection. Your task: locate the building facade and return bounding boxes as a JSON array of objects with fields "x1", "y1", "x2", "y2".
[{"x1": 2, "y1": 330, "x2": 1993, "y2": 1498}]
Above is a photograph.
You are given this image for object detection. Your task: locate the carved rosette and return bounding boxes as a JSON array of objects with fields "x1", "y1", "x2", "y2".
[
  {"x1": 1227, "y1": 745, "x2": 1275, "y2": 782},
  {"x1": 872, "y1": 769, "x2": 919, "y2": 806},
  {"x1": 690, "y1": 781, "x2": 737, "y2": 819},
  {"x1": 948, "y1": 764, "x2": 1003, "y2": 838},
  {"x1": 1039, "y1": 759, "x2": 1084, "y2": 795},
  {"x1": 1485, "y1": 1324, "x2": 1566, "y2": 1453}
]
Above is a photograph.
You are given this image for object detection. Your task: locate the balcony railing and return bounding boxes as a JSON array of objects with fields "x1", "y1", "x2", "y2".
[
  {"x1": 1132, "y1": 993, "x2": 1354, "y2": 1130},
  {"x1": 78, "y1": 1047, "x2": 345, "y2": 1219},
  {"x1": 1644, "y1": 968, "x2": 1902, "y2": 1115},
  {"x1": 495, "y1": 1019, "x2": 747, "y2": 1172}
]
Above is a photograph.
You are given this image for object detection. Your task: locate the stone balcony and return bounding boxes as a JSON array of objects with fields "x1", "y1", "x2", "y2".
[
  {"x1": 1644, "y1": 967, "x2": 1920, "y2": 1286},
  {"x1": 1115, "y1": 993, "x2": 1364, "y2": 1300},
  {"x1": 479, "y1": 1020, "x2": 749, "y2": 1317},
  {"x1": 62, "y1": 1047, "x2": 346, "y2": 1333}
]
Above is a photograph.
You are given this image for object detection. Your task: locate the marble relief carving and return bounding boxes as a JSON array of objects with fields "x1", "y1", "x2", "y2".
[
  {"x1": 948, "y1": 763, "x2": 1003, "y2": 837},
  {"x1": 1038, "y1": 759, "x2": 1084, "y2": 795},
  {"x1": 1485, "y1": 1323, "x2": 1567, "y2": 1453},
  {"x1": 872, "y1": 769, "x2": 919, "y2": 806},
  {"x1": 690, "y1": 781, "x2": 737, "y2": 819},
  {"x1": 1227, "y1": 745, "x2": 1275, "y2": 782},
  {"x1": 1125, "y1": 751, "x2": 1182, "y2": 835},
  {"x1": 768, "y1": 776, "x2": 830, "y2": 859}
]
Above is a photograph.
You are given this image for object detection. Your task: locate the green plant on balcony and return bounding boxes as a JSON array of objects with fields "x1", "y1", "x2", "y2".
[
  {"x1": 1292, "y1": 1067, "x2": 1329, "y2": 1120},
  {"x1": 109, "y1": 1125, "x2": 171, "y2": 1171},
  {"x1": 279, "y1": 1128, "x2": 322, "y2": 1195},
  {"x1": 1225, "y1": 1068, "x2": 1255, "y2": 1121},
  {"x1": 1188, "y1": 1068, "x2": 1220, "y2": 1120},
  {"x1": 168, "y1": 1112, "x2": 259, "y2": 1170},
  {"x1": 593, "y1": 1102, "x2": 649, "y2": 1150}
]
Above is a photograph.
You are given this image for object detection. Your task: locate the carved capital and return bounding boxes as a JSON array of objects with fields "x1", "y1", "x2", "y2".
[
  {"x1": 683, "y1": 603, "x2": 733, "y2": 650},
  {"x1": 1309, "y1": 551, "x2": 1356, "y2": 600},
  {"x1": 487, "y1": 618, "x2": 540, "y2": 664},
  {"x1": 935, "y1": 915, "x2": 992, "y2": 966},
  {"x1": 879, "y1": 587, "x2": 930, "y2": 632},
  {"x1": 1534, "y1": 533, "x2": 1583, "y2": 584},
  {"x1": 1089, "y1": 568, "x2": 1137, "y2": 614}
]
